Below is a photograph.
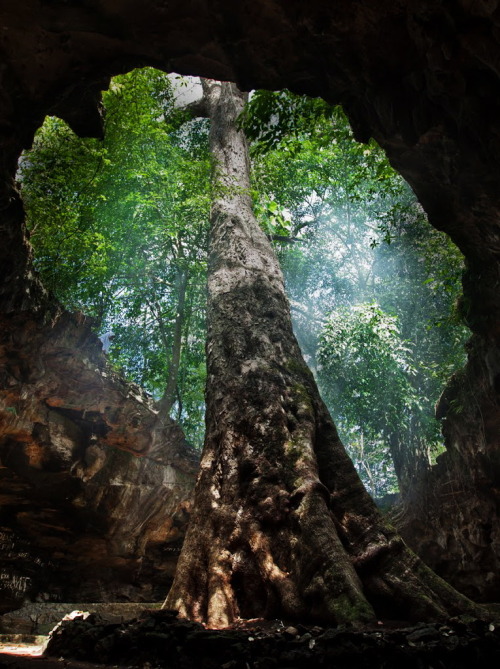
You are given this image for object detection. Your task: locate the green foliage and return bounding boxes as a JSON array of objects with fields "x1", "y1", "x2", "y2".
[
  {"x1": 245, "y1": 90, "x2": 467, "y2": 495},
  {"x1": 318, "y1": 304, "x2": 414, "y2": 496},
  {"x1": 319, "y1": 304, "x2": 415, "y2": 431},
  {"x1": 20, "y1": 76, "x2": 468, "y2": 483},
  {"x1": 20, "y1": 69, "x2": 210, "y2": 447},
  {"x1": 19, "y1": 116, "x2": 109, "y2": 312},
  {"x1": 250, "y1": 96, "x2": 407, "y2": 317},
  {"x1": 240, "y1": 89, "x2": 335, "y2": 155}
]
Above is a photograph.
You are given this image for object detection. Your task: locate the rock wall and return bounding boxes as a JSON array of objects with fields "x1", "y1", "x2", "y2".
[
  {"x1": 398, "y1": 334, "x2": 500, "y2": 602},
  {"x1": 1, "y1": 1, "x2": 500, "y2": 603},
  {"x1": 0, "y1": 305, "x2": 198, "y2": 612}
]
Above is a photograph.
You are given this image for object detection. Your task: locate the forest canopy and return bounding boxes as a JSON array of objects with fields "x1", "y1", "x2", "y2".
[{"x1": 18, "y1": 68, "x2": 468, "y2": 497}]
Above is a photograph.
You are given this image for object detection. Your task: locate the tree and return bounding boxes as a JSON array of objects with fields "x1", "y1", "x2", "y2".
[
  {"x1": 318, "y1": 304, "x2": 415, "y2": 496},
  {"x1": 20, "y1": 68, "x2": 211, "y2": 446},
  {"x1": 165, "y1": 80, "x2": 479, "y2": 627},
  {"x1": 371, "y1": 206, "x2": 468, "y2": 492},
  {"x1": 246, "y1": 92, "x2": 467, "y2": 496}
]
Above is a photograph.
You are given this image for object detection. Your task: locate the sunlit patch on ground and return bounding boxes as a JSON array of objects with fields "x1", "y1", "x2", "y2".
[{"x1": 0, "y1": 636, "x2": 47, "y2": 657}]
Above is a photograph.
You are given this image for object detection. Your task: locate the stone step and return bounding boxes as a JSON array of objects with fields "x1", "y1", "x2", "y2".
[{"x1": 0, "y1": 602, "x2": 162, "y2": 635}]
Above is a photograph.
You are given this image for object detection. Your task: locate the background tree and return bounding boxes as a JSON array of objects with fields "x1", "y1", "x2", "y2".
[
  {"x1": 19, "y1": 69, "x2": 211, "y2": 445},
  {"x1": 318, "y1": 304, "x2": 415, "y2": 496},
  {"x1": 244, "y1": 91, "x2": 467, "y2": 496}
]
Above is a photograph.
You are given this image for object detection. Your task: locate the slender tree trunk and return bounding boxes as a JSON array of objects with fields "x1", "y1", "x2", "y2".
[
  {"x1": 165, "y1": 80, "x2": 481, "y2": 627},
  {"x1": 388, "y1": 422, "x2": 431, "y2": 498},
  {"x1": 157, "y1": 267, "x2": 188, "y2": 419}
]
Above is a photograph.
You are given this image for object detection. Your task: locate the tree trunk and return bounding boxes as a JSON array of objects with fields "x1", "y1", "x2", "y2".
[
  {"x1": 165, "y1": 80, "x2": 481, "y2": 627},
  {"x1": 157, "y1": 267, "x2": 188, "y2": 419}
]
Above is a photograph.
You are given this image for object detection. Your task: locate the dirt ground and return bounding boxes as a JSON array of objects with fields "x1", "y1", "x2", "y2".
[
  {"x1": 31, "y1": 609, "x2": 500, "y2": 668},
  {"x1": 2, "y1": 609, "x2": 500, "y2": 669}
]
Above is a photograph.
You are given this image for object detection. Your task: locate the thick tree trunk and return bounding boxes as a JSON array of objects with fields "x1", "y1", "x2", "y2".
[{"x1": 165, "y1": 81, "x2": 481, "y2": 627}]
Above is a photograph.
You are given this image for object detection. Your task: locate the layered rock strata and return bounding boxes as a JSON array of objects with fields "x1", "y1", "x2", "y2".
[{"x1": 0, "y1": 306, "x2": 198, "y2": 612}]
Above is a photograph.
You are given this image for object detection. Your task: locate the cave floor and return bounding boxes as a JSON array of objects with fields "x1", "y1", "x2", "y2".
[{"x1": 27, "y1": 609, "x2": 500, "y2": 668}]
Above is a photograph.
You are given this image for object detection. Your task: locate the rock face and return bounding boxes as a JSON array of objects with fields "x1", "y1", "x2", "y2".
[
  {"x1": 0, "y1": 305, "x2": 198, "y2": 612},
  {"x1": 398, "y1": 334, "x2": 500, "y2": 603},
  {"x1": 1, "y1": 1, "x2": 500, "y2": 605}
]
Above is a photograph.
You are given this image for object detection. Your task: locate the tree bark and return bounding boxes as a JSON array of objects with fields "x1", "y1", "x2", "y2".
[
  {"x1": 165, "y1": 80, "x2": 481, "y2": 627},
  {"x1": 157, "y1": 267, "x2": 188, "y2": 419}
]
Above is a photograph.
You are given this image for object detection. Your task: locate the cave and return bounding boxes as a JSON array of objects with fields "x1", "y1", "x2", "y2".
[{"x1": 2, "y1": 0, "x2": 500, "y2": 664}]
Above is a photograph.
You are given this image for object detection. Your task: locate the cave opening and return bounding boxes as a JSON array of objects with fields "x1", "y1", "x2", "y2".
[{"x1": 17, "y1": 67, "x2": 468, "y2": 507}]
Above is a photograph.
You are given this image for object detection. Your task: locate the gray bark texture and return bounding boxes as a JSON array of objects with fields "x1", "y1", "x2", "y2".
[
  {"x1": 164, "y1": 80, "x2": 482, "y2": 628},
  {"x1": 157, "y1": 267, "x2": 188, "y2": 420}
]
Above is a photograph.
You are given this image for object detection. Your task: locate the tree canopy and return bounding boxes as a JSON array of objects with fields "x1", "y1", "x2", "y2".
[
  {"x1": 244, "y1": 89, "x2": 467, "y2": 495},
  {"x1": 20, "y1": 69, "x2": 211, "y2": 445},
  {"x1": 19, "y1": 72, "x2": 467, "y2": 495}
]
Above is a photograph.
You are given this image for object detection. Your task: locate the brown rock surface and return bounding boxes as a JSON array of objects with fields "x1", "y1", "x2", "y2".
[
  {"x1": 0, "y1": 306, "x2": 198, "y2": 612},
  {"x1": 398, "y1": 334, "x2": 500, "y2": 603},
  {"x1": 0, "y1": 602, "x2": 162, "y2": 635}
]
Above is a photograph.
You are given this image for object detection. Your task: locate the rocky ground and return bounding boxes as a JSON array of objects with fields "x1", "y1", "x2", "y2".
[{"x1": 3, "y1": 608, "x2": 495, "y2": 669}]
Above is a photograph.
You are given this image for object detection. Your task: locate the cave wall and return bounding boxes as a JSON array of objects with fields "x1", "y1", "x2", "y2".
[
  {"x1": 2, "y1": 1, "x2": 500, "y2": 603},
  {"x1": 398, "y1": 334, "x2": 500, "y2": 602},
  {"x1": 0, "y1": 305, "x2": 198, "y2": 611}
]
